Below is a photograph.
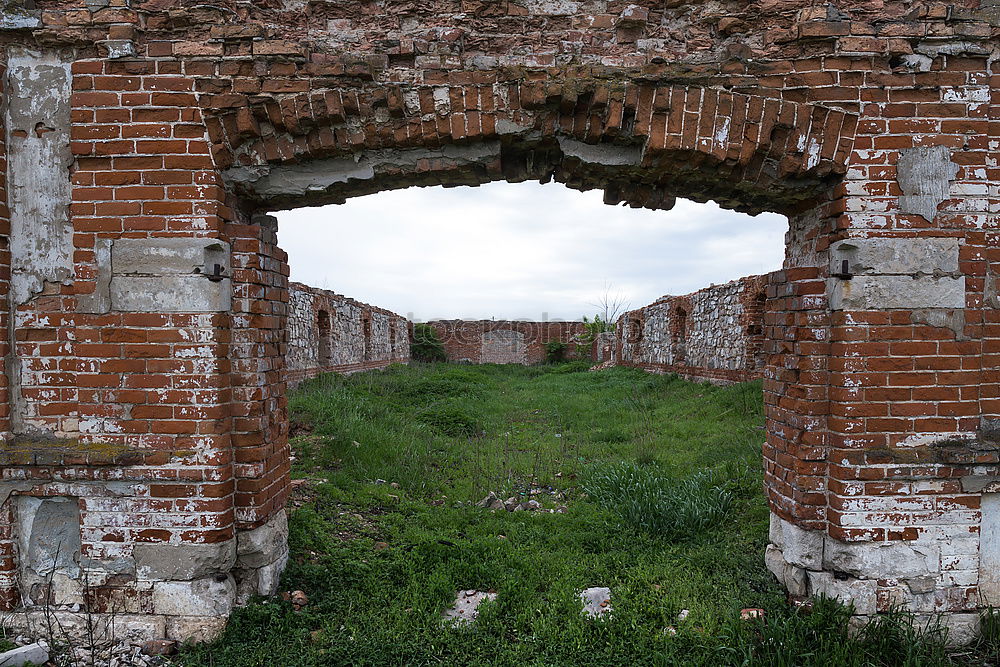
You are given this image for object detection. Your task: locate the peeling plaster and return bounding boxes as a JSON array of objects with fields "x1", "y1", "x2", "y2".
[{"x1": 897, "y1": 146, "x2": 959, "y2": 223}]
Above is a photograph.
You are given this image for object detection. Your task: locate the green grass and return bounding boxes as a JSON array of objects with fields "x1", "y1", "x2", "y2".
[{"x1": 179, "y1": 362, "x2": 990, "y2": 666}]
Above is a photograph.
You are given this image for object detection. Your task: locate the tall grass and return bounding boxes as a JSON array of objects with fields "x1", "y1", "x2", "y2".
[{"x1": 583, "y1": 463, "x2": 734, "y2": 539}]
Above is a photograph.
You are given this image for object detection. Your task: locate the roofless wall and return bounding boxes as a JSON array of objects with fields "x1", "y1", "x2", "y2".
[{"x1": 0, "y1": 0, "x2": 997, "y2": 644}]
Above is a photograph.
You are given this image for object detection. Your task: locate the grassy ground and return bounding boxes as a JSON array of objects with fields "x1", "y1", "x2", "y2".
[{"x1": 179, "y1": 362, "x2": 998, "y2": 666}]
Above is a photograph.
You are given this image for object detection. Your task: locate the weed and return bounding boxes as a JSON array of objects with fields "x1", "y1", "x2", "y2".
[
  {"x1": 543, "y1": 340, "x2": 569, "y2": 363},
  {"x1": 410, "y1": 324, "x2": 447, "y2": 362}
]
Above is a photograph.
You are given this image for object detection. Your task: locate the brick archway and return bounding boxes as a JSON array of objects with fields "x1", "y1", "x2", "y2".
[{"x1": 0, "y1": 0, "x2": 997, "y2": 643}]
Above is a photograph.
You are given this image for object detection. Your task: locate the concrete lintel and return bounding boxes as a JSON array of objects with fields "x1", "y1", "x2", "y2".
[
  {"x1": 557, "y1": 137, "x2": 641, "y2": 166},
  {"x1": 225, "y1": 143, "x2": 502, "y2": 201}
]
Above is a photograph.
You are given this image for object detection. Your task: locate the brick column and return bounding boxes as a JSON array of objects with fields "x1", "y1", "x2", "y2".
[
  {"x1": 0, "y1": 51, "x2": 289, "y2": 641},
  {"x1": 765, "y1": 55, "x2": 1000, "y2": 642}
]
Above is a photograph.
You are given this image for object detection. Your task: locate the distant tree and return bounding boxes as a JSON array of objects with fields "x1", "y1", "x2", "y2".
[
  {"x1": 410, "y1": 323, "x2": 447, "y2": 362},
  {"x1": 579, "y1": 284, "x2": 630, "y2": 344},
  {"x1": 591, "y1": 283, "x2": 631, "y2": 325}
]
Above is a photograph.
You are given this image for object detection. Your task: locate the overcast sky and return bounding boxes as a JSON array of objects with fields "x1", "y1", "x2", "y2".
[{"x1": 277, "y1": 182, "x2": 788, "y2": 322}]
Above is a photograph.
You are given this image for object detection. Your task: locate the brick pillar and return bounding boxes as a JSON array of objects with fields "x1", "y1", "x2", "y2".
[
  {"x1": 226, "y1": 212, "x2": 291, "y2": 600},
  {"x1": 0, "y1": 52, "x2": 289, "y2": 641},
  {"x1": 766, "y1": 67, "x2": 1000, "y2": 641}
]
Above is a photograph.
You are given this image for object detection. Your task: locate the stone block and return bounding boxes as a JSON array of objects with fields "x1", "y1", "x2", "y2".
[
  {"x1": 0, "y1": 643, "x2": 48, "y2": 667},
  {"x1": 134, "y1": 541, "x2": 236, "y2": 581},
  {"x1": 113, "y1": 238, "x2": 230, "y2": 277},
  {"x1": 829, "y1": 238, "x2": 960, "y2": 276},
  {"x1": 822, "y1": 539, "x2": 939, "y2": 580},
  {"x1": 165, "y1": 616, "x2": 229, "y2": 643},
  {"x1": 110, "y1": 275, "x2": 232, "y2": 313},
  {"x1": 764, "y1": 544, "x2": 808, "y2": 596},
  {"x1": 152, "y1": 576, "x2": 235, "y2": 617},
  {"x1": 236, "y1": 509, "x2": 288, "y2": 569},
  {"x1": 772, "y1": 514, "x2": 823, "y2": 570},
  {"x1": 109, "y1": 238, "x2": 232, "y2": 312},
  {"x1": 16, "y1": 496, "x2": 82, "y2": 604},
  {"x1": 806, "y1": 571, "x2": 877, "y2": 615},
  {"x1": 829, "y1": 275, "x2": 965, "y2": 311}
]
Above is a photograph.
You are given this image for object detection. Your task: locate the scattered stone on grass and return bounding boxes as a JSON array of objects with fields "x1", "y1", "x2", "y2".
[
  {"x1": 579, "y1": 587, "x2": 612, "y2": 618},
  {"x1": 476, "y1": 492, "x2": 505, "y2": 510},
  {"x1": 442, "y1": 589, "x2": 498, "y2": 626},
  {"x1": 282, "y1": 589, "x2": 309, "y2": 610},
  {"x1": 0, "y1": 642, "x2": 49, "y2": 667},
  {"x1": 139, "y1": 640, "x2": 177, "y2": 657},
  {"x1": 477, "y1": 493, "x2": 547, "y2": 513}
]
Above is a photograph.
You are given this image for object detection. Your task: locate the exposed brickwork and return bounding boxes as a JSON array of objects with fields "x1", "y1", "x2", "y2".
[
  {"x1": 427, "y1": 320, "x2": 587, "y2": 365},
  {"x1": 0, "y1": 0, "x2": 995, "y2": 644},
  {"x1": 617, "y1": 274, "x2": 770, "y2": 384},
  {"x1": 286, "y1": 282, "x2": 409, "y2": 386}
]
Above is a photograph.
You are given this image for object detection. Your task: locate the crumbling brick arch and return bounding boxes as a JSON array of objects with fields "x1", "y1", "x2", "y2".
[{"x1": 214, "y1": 82, "x2": 856, "y2": 217}]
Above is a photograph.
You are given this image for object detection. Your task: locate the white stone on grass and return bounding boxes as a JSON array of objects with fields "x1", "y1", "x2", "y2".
[
  {"x1": 0, "y1": 642, "x2": 49, "y2": 667},
  {"x1": 579, "y1": 587, "x2": 612, "y2": 619},
  {"x1": 442, "y1": 590, "x2": 497, "y2": 626}
]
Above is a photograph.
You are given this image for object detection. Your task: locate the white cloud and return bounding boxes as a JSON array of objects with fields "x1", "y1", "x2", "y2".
[{"x1": 276, "y1": 182, "x2": 788, "y2": 321}]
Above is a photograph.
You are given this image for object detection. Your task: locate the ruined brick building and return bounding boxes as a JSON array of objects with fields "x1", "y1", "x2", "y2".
[
  {"x1": 0, "y1": 0, "x2": 997, "y2": 645},
  {"x1": 426, "y1": 319, "x2": 588, "y2": 364}
]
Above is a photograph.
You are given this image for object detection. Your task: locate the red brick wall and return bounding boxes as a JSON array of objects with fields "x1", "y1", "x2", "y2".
[
  {"x1": 0, "y1": 0, "x2": 996, "y2": 640},
  {"x1": 426, "y1": 320, "x2": 588, "y2": 365}
]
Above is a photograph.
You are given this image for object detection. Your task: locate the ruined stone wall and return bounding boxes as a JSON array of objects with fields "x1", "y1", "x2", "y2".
[
  {"x1": 426, "y1": 320, "x2": 588, "y2": 365},
  {"x1": 286, "y1": 282, "x2": 409, "y2": 386},
  {"x1": 0, "y1": 0, "x2": 996, "y2": 646},
  {"x1": 617, "y1": 274, "x2": 770, "y2": 384}
]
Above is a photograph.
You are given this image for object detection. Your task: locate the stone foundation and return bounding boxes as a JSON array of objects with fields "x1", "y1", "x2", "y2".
[
  {"x1": 2, "y1": 509, "x2": 288, "y2": 643},
  {"x1": 766, "y1": 511, "x2": 987, "y2": 645}
]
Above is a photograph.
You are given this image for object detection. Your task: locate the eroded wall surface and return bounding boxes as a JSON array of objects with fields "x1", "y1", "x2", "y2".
[
  {"x1": 0, "y1": 0, "x2": 997, "y2": 647},
  {"x1": 616, "y1": 274, "x2": 770, "y2": 384},
  {"x1": 286, "y1": 282, "x2": 409, "y2": 386},
  {"x1": 426, "y1": 320, "x2": 587, "y2": 365}
]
